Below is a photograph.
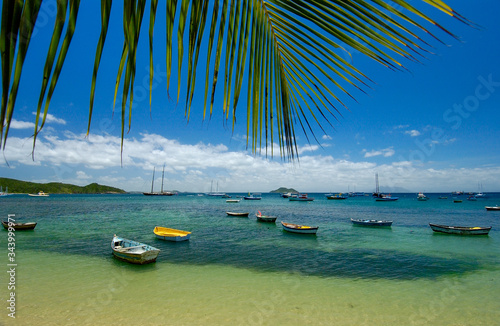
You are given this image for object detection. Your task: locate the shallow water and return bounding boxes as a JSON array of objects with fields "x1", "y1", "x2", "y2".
[{"x1": 1, "y1": 193, "x2": 499, "y2": 325}]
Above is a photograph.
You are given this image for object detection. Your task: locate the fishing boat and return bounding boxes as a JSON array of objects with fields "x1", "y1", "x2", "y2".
[
  {"x1": 289, "y1": 193, "x2": 314, "y2": 201},
  {"x1": 485, "y1": 206, "x2": 500, "y2": 211},
  {"x1": 226, "y1": 212, "x2": 249, "y2": 217},
  {"x1": 417, "y1": 192, "x2": 428, "y2": 201},
  {"x1": 326, "y1": 193, "x2": 348, "y2": 200},
  {"x1": 453, "y1": 199, "x2": 462, "y2": 203},
  {"x1": 429, "y1": 223, "x2": 491, "y2": 236},
  {"x1": 255, "y1": 211, "x2": 277, "y2": 222},
  {"x1": 111, "y1": 235, "x2": 160, "y2": 264},
  {"x1": 28, "y1": 191, "x2": 49, "y2": 197},
  {"x1": 244, "y1": 193, "x2": 262, "y2": 200},
  {"x1": 153, "y1": 226, "x2": 191, "y2": 241},
  {"x1": 281, "y1": 221, "x2": 318, "y2": 234},
  {"x1": 375, "y1": 194, "x2": 398, "y2": 201},
  {"x1": 350, "y1": 218, "x2": 392, "y2": 227},
  {"x1": 2, "y1": 220, "x2": 37, "y2": 230}
]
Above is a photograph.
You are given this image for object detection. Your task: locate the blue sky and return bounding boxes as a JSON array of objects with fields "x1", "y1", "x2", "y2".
[{"x1": 1, "y1": 1, "x2": 500, "y2": 193}]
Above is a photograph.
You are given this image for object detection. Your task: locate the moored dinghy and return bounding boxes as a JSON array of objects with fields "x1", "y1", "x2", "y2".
[
  {"x1": 2, "y1": 220, "x2": 37, "y2": 230},
  {"x1": 111, "y1": 235, "x2": 160, "y2": 264},
  {"x1": 153, "y1": 226, "x2": 191, "y2": 241},
  {"x1": 281, "y1": 221, "x2": 319, "y2": 234},
  {"x1": 429, "y1": 223, "x2": 491, "y2": 236},
  {"x1": 485, "y1": 206, "x2": 500, "y2": 211},
  {"x1": 226, "y1": 212, "x2": 249, "y2": 217},
  {"x1": 256, "y1": 211, "x2": 277, "y2": 222},
  {"x1": 350, "y1": 218, "x2": 392, "y2": 227}
]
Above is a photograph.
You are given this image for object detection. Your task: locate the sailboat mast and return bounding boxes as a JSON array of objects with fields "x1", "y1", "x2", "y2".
[
  {"x1": 161, "y1": 164, "x2": 165, "y2": 193},
  {"x1": 375, "y1": 173, "x2": 379, "y2": 193},
  {"x1": 151, "y1": 167, "x2": 155, "y2": 193}
]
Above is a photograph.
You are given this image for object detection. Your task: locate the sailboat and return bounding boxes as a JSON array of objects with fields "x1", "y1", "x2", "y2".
[
  {"x1": 143, "y1": 167, "x2": 158, "y2": 196},
  {"x1": 207, "y1": 180, "x2": 226, "y2": 197},
  {"x1": 372, "y1": 173, "x2": 398, "y2": 201},
  {"x1": 0, "y1": 186, "x2": 9, "y2": 197},
  {"x1": 158, "y1": 164, "x2": 174, "y2": 196},
  {"x1": 143, "y1": 165, "x2": 174, "y2": 196},
  {"x1": 372, "y1": 173, "x2": 381, "y2": 198}
]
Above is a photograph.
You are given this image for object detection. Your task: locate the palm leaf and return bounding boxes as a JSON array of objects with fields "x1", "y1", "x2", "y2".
[
  {"x1": 88, "y1": 0, "x2": 112, "y2": 135},
  {"x1": 2, "y1": 0, "x2": 41, "y2": 149},
  {"x1": 0, "y1": 0, "x2": 472, "y2": 161}
]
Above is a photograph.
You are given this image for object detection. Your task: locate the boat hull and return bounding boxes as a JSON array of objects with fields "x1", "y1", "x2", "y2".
[
  {"x1": 153, "y1": 227, "x2": 191, "y2": 242},
  {"x1": 429, "y1": 223, "x2": 491, "y2": 236},
  {"x1": 289, "y1": 198, "x2": 314, "y2": 201},
  {"x1": 226, "y1": 212, "x2": 249, "y2": 217},
  {"x1": 111, "y1": 235, "x2": 160, "y2": 264},
  {"x1": 375, "y1": 197, "x2": 398, "y2": 201},
  {"x1": 485, "y1": 206, "x2": 500, "y2": 211},
  {"x1": 2, "y1": 221, "x2": 37, "y2": 230},
  {"x1": 351, "y1": 219, "x2": 392, "y2": 227},
  {"x1": 281, "y1": 222, "x2": 318, "y2": 234},
  {"x1": 256, "y1": 214, "x2": 277, "y2": 222}
]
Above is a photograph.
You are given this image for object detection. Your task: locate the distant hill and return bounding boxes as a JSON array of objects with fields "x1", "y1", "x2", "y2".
[
  {"x1": 270, "y1": 187, "x2": 298, "y2": 193},
  {"x1": 0, "y1": 178, "x2": 126, "y2": 194}
]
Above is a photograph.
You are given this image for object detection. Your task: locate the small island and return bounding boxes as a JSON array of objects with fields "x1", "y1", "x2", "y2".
[
  {"x1": 270, "y1": 187, "x2": 298, "y2": 194},
  {"x1": 0, "y1": 178, "x2": 126, "y2": 194}
]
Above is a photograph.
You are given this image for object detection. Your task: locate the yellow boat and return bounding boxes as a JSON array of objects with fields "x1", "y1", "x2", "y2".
[{"x1": 153, "y1": 226, "x2": 191, "y2": 242}]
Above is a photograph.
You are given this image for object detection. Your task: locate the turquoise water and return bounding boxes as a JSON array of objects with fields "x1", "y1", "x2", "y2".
[{"x1": 1, "y1": 193, "x2": 499, "y2": 325}]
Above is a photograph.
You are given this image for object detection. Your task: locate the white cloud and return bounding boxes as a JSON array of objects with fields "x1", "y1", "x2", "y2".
[
  {"x1": 76, "y1": 170, "x2": 91, "y2": 179},
  {"x1": 32, "y1": 112, "x2": 66, "y2": 125},
  {"x1": 1, "y1": 133, "x2": 499, "y2": 193},
  {"x1": 322, "y1": 135, "x2": 332, "y2": 140},
  {"x1": 363, "y1": 147, "x2": 395, "y2": 158},
  {"x1": 405, "y1": 130, "x2": 421, "y2": 137},
  {"x1": 10, "y1": 119, "x2": 35, "y2": 129}
]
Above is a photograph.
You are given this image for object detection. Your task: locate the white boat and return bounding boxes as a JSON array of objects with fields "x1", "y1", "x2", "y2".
[
  {"x1": 281, "y1": 221, "x2": 318, "y2": 234},
  {"x1": 111, "y1": 235, "x2": 160, "y2": 264},
  {"x1": 244, "y1": 193, "x2": 262, "y2": 200},
  {"x1": 226, "y1": 212, "x2": 249, "y2": 217},
  {"x1": 153, "y1": 226, "x2": 191, "y2": 241},
  {"x1": 28, "y1": 191, "x2": 49, "y2": 197},
  {"x1": 289, "y1": 193, "x2": 314, "y2": 201},
  {"x1": 417, "y1": 192, "x2": 428, "y2": 201},
  {"x1": 226, "y1": 199, "x2": 240, "y2": 203},
  {"x1": 0, "y1": 186, "x2": 9, "y2": 197}
]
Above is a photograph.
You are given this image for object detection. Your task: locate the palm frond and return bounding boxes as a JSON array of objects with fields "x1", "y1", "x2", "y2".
[{"x1": 0, "y1": 0, "x2": 472, "y2": 160}]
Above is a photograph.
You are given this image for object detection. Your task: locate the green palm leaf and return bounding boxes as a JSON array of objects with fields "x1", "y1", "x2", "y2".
[{"x1": 0, "y1": 0, "x2": 472, "y2": 160}]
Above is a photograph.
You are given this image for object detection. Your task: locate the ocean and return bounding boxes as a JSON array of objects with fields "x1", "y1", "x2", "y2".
[{"x1": 0, "y1": 193, "x2": 499, "y2": 325}]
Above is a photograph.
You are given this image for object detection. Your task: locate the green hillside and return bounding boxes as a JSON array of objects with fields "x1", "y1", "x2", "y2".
[
  {"x1": 0, "y1": 178, "x2": 126, "y2": 194},
  {"x1": 270, "y1": 187, "x2": 298, "y2": 193}
]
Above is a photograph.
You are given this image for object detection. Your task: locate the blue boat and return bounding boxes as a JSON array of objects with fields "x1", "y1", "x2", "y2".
[{"x1": 375, "y1": 194, "x2": 399, "y2": 201}]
